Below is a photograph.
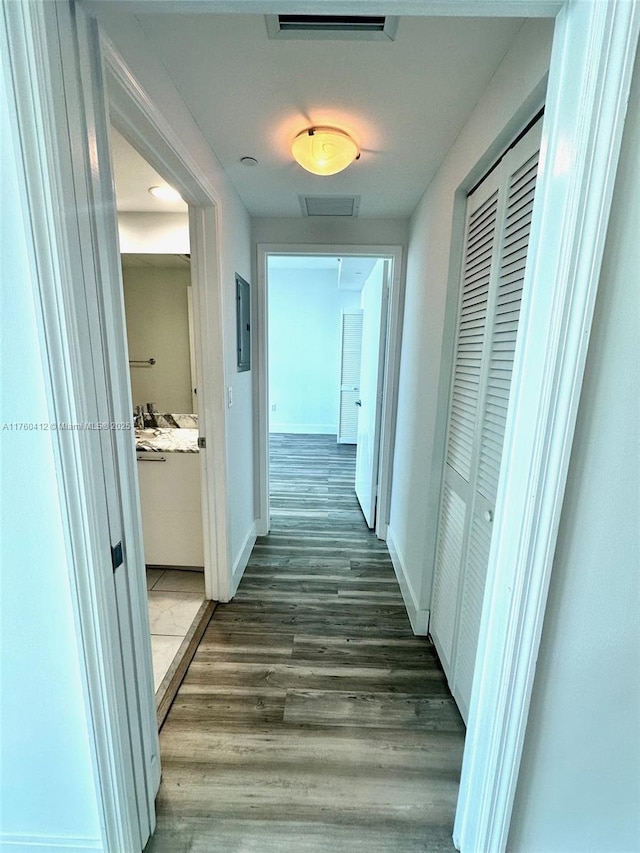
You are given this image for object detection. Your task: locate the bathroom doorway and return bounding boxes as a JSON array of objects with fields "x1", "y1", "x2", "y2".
[{"x1": 110, "y1": 125, "x2": 214, "y2": 725}]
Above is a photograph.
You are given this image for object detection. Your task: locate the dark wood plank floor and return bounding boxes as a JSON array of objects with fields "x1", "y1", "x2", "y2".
[{"x1": 145, "y1": 434, "x2": 464, "y2": 852}]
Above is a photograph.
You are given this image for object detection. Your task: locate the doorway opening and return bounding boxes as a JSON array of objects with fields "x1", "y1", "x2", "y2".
[
  {"x1": 109, "y1": 124, "x2": 214, "y2": 724},
  {"x1": 258, "y1": 246, "x2": 404, "y2": 541},
  {"x1": 267, "y1": 253, "x2": 390, "y2": 529}
]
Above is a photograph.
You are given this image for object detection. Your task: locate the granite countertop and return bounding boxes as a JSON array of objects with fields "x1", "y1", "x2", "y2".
[
  {"x1": 138, "y1": 413, "x2": 198, "y2": 429},
  {"x1": 135, "y1": 427, "x2": 199, "y2": 453}
]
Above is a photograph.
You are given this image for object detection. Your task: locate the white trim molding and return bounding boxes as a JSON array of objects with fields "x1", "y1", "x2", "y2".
[
  {"x1": 386, "y1": 527, "x2": 430, "y2": 635},
  {"x1": 84, "y1": 0, "x2": 565, "y2": 17},
  {"x1": 101, "y1": 36, "x2": 232, "y2": 603},
  {"x1": 2, "y1": 3, "x2": 146, "y2": 849},
  {"x1": 0, "y1": 835, "x2": 103, "y2": 853},
  {"x1": 231, "y1": 522, "x2": 258, "y2": 597},
  {"x1": 454, "y1": 2, "x2": 640, "y2": 851}
]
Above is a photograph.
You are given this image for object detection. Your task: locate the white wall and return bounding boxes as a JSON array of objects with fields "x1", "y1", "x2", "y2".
[
  {"x1": 94, "y1": 9, "x2": 255, "y2": 579},
  {"x1": 507, "y1": 50, "x2": 640, "y2": 853},
  {"x1": 252, "y1": 217, "x2": 409, "y2": 252},
  {"x1": 386, "y1": 19, "x2": 555, "y2": 623},
  {"x1": 118, "y1": 212, "x2": 189, "y2": 254},
  {"x1": 268, "y1": 266, "x2": 360, "y2": 434},
  {"x1": 0, "y1": 75, "x2": 102, "y2": 852},
  {"x1": 123, "y1": 264, "x2": 193, "y2": 413}
]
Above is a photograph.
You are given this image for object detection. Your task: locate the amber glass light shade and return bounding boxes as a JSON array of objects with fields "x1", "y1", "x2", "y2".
[{"x1": 291, "y1": 127, "x2": 359, "y2": 176}]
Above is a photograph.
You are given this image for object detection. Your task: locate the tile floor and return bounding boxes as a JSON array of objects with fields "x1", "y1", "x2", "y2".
[{"x1": 146, "y1": 568, "x2": 205, "y2": 691}]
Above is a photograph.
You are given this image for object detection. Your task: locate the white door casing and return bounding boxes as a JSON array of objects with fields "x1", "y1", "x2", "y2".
[
  {"x1": 187, "y1": 286, "x2": 198, "y2": 414},
  {"x1": 2, "y1": 2, "x2": 158, "y2": 848},
  {"x1": 55, "y1": 6, "x2": 162, "y2": 845},
  {"x1": 4, "y1": 0, "x2": 234, "y2": 847},
  {"x1": 103, "y1": 38, "x2": 231, "y2": 605},
  {"x1": 454, "y1": 4, "x2": 639, "y2": 850},
  {"x1": 354, "y1": 260, "x2": 389, "y2": 528}
]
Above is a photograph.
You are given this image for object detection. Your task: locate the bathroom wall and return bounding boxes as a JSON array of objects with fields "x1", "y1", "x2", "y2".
[{"x1": 122, "y1": 258, "x2": 193, "y2": 414}]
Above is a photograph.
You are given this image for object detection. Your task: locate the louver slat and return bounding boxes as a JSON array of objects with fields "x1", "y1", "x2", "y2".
[
  {"x1": 431, "y1": 485, "x2": 467, "y2": 672},
  {"x1": 446, "y1": 190, "x2": 499, "y2": 481},
  {"x1": 340, "y1": 313, "x2": 363, "y2": 384},
  {"x1": 454, "y1": 508, "x2": 492, "y2": 716}
]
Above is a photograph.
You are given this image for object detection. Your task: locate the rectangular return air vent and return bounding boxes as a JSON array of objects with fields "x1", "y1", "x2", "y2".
[
  {"x1": 300, "y1": 196, "x2": 361, "y2": 218},
  {"x1": 266, "y1": 15, "x2": 398, "y2": 41}
]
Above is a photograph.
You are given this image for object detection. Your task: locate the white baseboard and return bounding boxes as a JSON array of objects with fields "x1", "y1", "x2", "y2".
[
  {"x1": 0, "y1": 835, "x2": 102, "y2": 852},
  {"x1": 269, "y1": 424, "x2": 337, "y2": 435},
  {"x1": 386, "y1": 526, "x2": 429, "y2": 636},
  {"x1": 230, "y1": 521, "x2": 257, "y2": 596}
]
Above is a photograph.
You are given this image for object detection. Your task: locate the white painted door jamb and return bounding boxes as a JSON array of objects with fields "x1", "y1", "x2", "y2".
[
  {"x1": 4, "y1": 2, "x2": 235, "y2": 849},
  {"x1": 375, "y1": 256, "x2": 404, "y2": 541},
  {"x1": 454, "y1": 2, "x2": 640, "y2": 851},
  {"x1": 2, "y1": 4, "x2": 145, "y2": 849},
  {"x1": 101, "y1": 33, "x2": 231, "y2": 603}
]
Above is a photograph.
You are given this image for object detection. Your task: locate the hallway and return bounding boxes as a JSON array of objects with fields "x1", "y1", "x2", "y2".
[{"x1": 146, "y1": 434, "x2": 465, "y2": 852}]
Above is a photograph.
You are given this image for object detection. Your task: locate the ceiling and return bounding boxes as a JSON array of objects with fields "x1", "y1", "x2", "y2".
[
  {"x1": 121, "y1": 253, "x2": 190, "y2": 268},
  {"x1": 268, "y1": 256, "x2": 339, "y2": 271},
  {"x1": 268, "y1": 255, "x2": 378, "y2": 290},
  {"x1": 110, "y1": 127, "x2": 188, "y2": 213},
  {"x1": 106, "y1": 12, "x2": 524, "y2": 218}
]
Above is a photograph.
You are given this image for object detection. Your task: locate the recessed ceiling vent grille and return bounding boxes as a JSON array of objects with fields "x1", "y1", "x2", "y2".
[
  {"x1": 266, "y1": 15, "x2": 398, "y2": 41},
  {"x1": 300, "y1": 195, "x2": 361, "y2": 217}
]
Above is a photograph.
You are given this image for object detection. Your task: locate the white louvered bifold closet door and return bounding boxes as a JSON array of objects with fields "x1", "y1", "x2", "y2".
[
  {"x1": 430, "y1": 169, "x2": 501, "y2": 678},
  {"x1": 338, "y1": 310, "x2": 363, "y2": 444},
  {"x1": 431, "y1": 119, "x2": 542, "y2": 723}
]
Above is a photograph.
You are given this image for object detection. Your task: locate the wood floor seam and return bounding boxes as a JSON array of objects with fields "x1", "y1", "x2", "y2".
[{"x1": 146, "y1": 434, "x2": 464, "y2": 853}]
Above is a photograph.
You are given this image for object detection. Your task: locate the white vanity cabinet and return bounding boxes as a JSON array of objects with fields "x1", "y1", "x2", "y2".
[{"x1": 136, "y1": 450, "x2": 204, "y2": 568}]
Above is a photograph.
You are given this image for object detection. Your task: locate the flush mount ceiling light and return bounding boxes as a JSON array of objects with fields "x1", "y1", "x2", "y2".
[
  {"x1": 148, "y1": 185, "x2": 183, "y2": 202},
  {"x1": 291, "y1": 127, "x2": 360, "y2": 176}
]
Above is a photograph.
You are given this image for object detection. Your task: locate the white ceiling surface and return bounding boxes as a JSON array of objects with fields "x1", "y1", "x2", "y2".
[
  {"x1": 339, "y1": 256, "x2": 378, "y2": 289},
  {"x1": 114, "y1": 13, "x2": 523, "y2": 218},
  {"x1": 268, "y1": 256, "x2": 339, "y2": 271},
  {"x1": 268, "y1": 255, "x2": 377, "y2": 290},
  {"x1": 110, "y1": 126, "x2": 188, "y2": 213},
  {"x1": 121, "y1": 253, "x2": 190, "y2": 268}
]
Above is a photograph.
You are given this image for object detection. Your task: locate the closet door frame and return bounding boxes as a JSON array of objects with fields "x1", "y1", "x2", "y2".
[{"x1": 452, "y1": 4, "x2": 640, "y2": 851}]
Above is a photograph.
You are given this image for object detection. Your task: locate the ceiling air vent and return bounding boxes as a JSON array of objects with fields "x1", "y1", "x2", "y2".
[
  {"x1": 266, "y1": 15, "x2": 398, "y2": 41},
  {"x1": 300, "y1": 196, "x2": 361, "y2": 217}
]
